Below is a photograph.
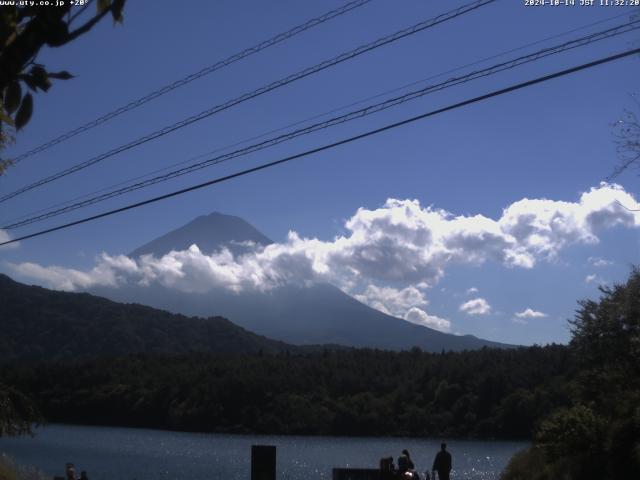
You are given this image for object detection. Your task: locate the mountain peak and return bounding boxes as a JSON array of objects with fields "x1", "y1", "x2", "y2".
[
  {"x1": 198, "y1": 211, "x2": 235, "y2": 220},
  {"x1": 129, "y1": 212, "x2": 272, "y2": 258}
]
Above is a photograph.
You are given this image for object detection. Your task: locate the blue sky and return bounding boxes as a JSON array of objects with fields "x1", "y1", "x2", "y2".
[{"x1": 1, "y1": 0, "x2": 639, "y2": 346}]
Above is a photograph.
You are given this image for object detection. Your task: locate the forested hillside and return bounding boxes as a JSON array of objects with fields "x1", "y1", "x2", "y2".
[
  {"x1": 1, "y1": 345, "x2": 571, "y2": 438},
  {"x1": 0, "y1": 274, "x2": 292, "y2": 360}
]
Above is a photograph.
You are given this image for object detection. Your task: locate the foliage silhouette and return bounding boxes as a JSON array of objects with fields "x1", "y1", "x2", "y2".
[
  {"x1": 501, "y1": 268, "x2": 640, "y2": 480},
  {"x1": 0, "y1": 0, "x2": 125, "y2": 174}
]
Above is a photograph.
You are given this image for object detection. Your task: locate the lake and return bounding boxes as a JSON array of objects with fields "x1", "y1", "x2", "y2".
[{"x1": 0, "y1": 424, "x2": 527, "y2": 480}]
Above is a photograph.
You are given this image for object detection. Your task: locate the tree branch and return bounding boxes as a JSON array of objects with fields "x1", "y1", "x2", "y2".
[{"x1": 64, "y1": 5, "x2": 111, "y2": 44}]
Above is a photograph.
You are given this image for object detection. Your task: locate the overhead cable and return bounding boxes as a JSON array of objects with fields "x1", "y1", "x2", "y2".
[
  {"x1": 1, "y1": 46, "x2": 637, "y2": 247},
  {"x1": 3, "y1": 9, "x2": 631, "y2": 227},
  {"x1": 9, "y1": 0, "x2": 373, "y2": 164},
  {"x1": 3, "y1": 19, "x2": 638, "y2": 230},
  {"x1": 0, "y1": 0, "x2": 496, "y2": 204}
]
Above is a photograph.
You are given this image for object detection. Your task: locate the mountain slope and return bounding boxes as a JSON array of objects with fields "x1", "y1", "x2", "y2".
[
  {"x1": 130, "y1": 212, "x2": 272, "y2": 258},
  {"x1": 111, "y1": 212, "x2": 514, "y2": 352},
  {"x1": 0, "y1": 274, "x2": 292, "y2": 362},
  {"x1": 93, "y1": 281, "x2": 511, "y2": 351}
]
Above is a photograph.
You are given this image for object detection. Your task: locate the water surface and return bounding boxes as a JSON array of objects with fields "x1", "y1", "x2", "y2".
[{"x1": 0, "y1": 424, "x2": 527, "y2": 480}]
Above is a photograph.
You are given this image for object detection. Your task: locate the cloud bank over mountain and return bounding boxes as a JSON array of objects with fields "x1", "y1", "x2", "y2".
[{"x1": 10, "y1": 183, "x2": 640, "y2": 328}]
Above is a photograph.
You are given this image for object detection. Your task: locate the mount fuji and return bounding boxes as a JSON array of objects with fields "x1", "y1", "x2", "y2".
[{"x1": 92, "y1": 212, "x2": 512, "y2": 351}]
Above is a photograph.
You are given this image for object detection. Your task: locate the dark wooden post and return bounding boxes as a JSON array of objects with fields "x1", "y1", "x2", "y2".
[{"x1": 251, "y1": 445, "x2": 276, "y2": 480}]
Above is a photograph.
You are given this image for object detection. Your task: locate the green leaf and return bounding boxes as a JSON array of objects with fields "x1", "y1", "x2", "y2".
[
  {"x1": 112, "y1": 0, "x2": 125, "y2": 23},
  {"x1": 4, "y1": 81, "x2": 21, "y2": 114},
  {"x1": 48, "y1": 71, "x2": 74, "y2": 80},
  {"x1": 44, "y1": 18, "x2": 69, "y2": 47},
  {"x1": 15, "y1": 93, "x2": 33, "y2": 130},
  {"x1": 97, "y1": 0, "x2": 112, "y2": 14},
  {"x1": 0, "y1": 159, "x2": 14, "y2": 176},
  {"x1": 30, "y1": 66, "x2": 51, "y2": 92},
  {"x1": 0, "y1": 109, "x2": 15, "y2": 127},
  {"x1": 19, "y1": 74, "x2": 38, "y2": 92}
]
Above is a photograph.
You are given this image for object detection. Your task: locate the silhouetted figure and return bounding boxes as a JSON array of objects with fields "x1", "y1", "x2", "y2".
[
  {"x1": 80, "y1": 472, "x2": 89, "y2": 480},
  {"x1": 379, "y1": 456, "x2": 395, "y2": 480},
  {"x1": 398, "y1": 449, "x2": 414, "y2": 473},
  {"x1": 431, "y1": 443, "x2": 452, "y2": 480},
  {"x1": 65, "y1": 463, "x2": 76, "y2": 480},
  {"x1": 399, "y1": 449, "x2": 421, "y2": 479}
]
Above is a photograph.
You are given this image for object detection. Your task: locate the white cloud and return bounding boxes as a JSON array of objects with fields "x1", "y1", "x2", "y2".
[
  {"x1": 512, "y1": 307, "x2": 547, "y2": 325},
  {"x1": 354, "y1": 284, "x2": 427, "y2": 317},
  {"x1": 588, "y1": 256, "x2": 613, "y2": 267},
  {"x1": 466, "y1": 287, "x2": 479, "y2": 294},
  {"x1": 353, "y1": 284, "x2": 452, "y2": 333},
  {"x1": 404, "y1": 307, "x2": 451, "y2": 333},
  {"x1": 0, "y1": 229, "x2": 19, "y2": 250},
  {"x1": 10, "y1": 253, "x2": 139, "y2": 291},
  {"x1": 11, "y1": 261, "x2": 112, "y2": 291},
  {"x1": 9, "y1": 184, "x2": 640, "y2": 297},
  {"x1": 515, "y1": 308, "x2": 547, "y2": 319},
  {"x1": 459, "y1": 297, "x2": 491, "y2": 315},
  {"x1": 499, "y1": 183, "x2": 639, "y2": 261},
  {"x1": 585, "y1": 273, "x2": 605, "y2": 285}
]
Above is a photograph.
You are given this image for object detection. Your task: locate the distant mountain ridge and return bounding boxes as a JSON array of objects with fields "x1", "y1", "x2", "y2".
[
  {"x1": 93, "y1": 281, "x2": 511, "y2": 351},
  {"x1": 0, "y1": 274, "x2": 293, "y2": 362},
  {"x1": 130, "y1": 212, "x2": 272, "y2": 258},
  {"x1": 107, "y1": 212, "x2": 515, "y2": 352}
]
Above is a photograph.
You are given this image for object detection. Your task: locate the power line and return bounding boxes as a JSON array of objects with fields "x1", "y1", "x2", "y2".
[
  {"x1": 1, "y1": 46, "x2": 637, "y2": 247},
  {"x1": 0, "y1": 0, "x2": 496, "y2": 204},
  {"x1": 3, "y1": 10, "x2": 631, "y2": 228},
  {"x1": 9, "y1": 0, "x2": 373, "y2": 165},
  {"x1": 615, "y1": 199, "x2": 640, "y2": 212},
  {"x1": 3, "y1": 19, "x2": 638, "y2": 230}
]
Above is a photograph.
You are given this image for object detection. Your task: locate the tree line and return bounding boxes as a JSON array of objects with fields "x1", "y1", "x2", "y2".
[{"x1": 1, "y1": 344, "x2": 571, "y2": 439}]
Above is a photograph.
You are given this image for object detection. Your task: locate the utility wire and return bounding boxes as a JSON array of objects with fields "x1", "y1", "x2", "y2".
[
  {"x1": 3, "y1": 20, "x2": 638, "y2": 231},
  {"x1": 9, "y1": 0, "x2": 373, "y2": 164},
  {"x1": 1, "y1": 46, "x2": 638, "y2": 247},
  {"x1": 3, "y1": 9, "x2": 631, "y2": 228},
  {"x1": 615, "y1": 199, "x2": 640, "y2": 212},
  {"x1": 0, "y1": 0, "x2": 496, "y2": 204}
]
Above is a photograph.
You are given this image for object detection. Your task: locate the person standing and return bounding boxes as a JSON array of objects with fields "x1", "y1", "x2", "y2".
[
  {"x1": 398, "y1": 449, "x2": 415, "y2": 473},
  {"x1": 431, "y1": 443, "x2": 452, "y2": 480},
  {"x1": 65, "y1": 463, "x2": 76, "y2": 480}
]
